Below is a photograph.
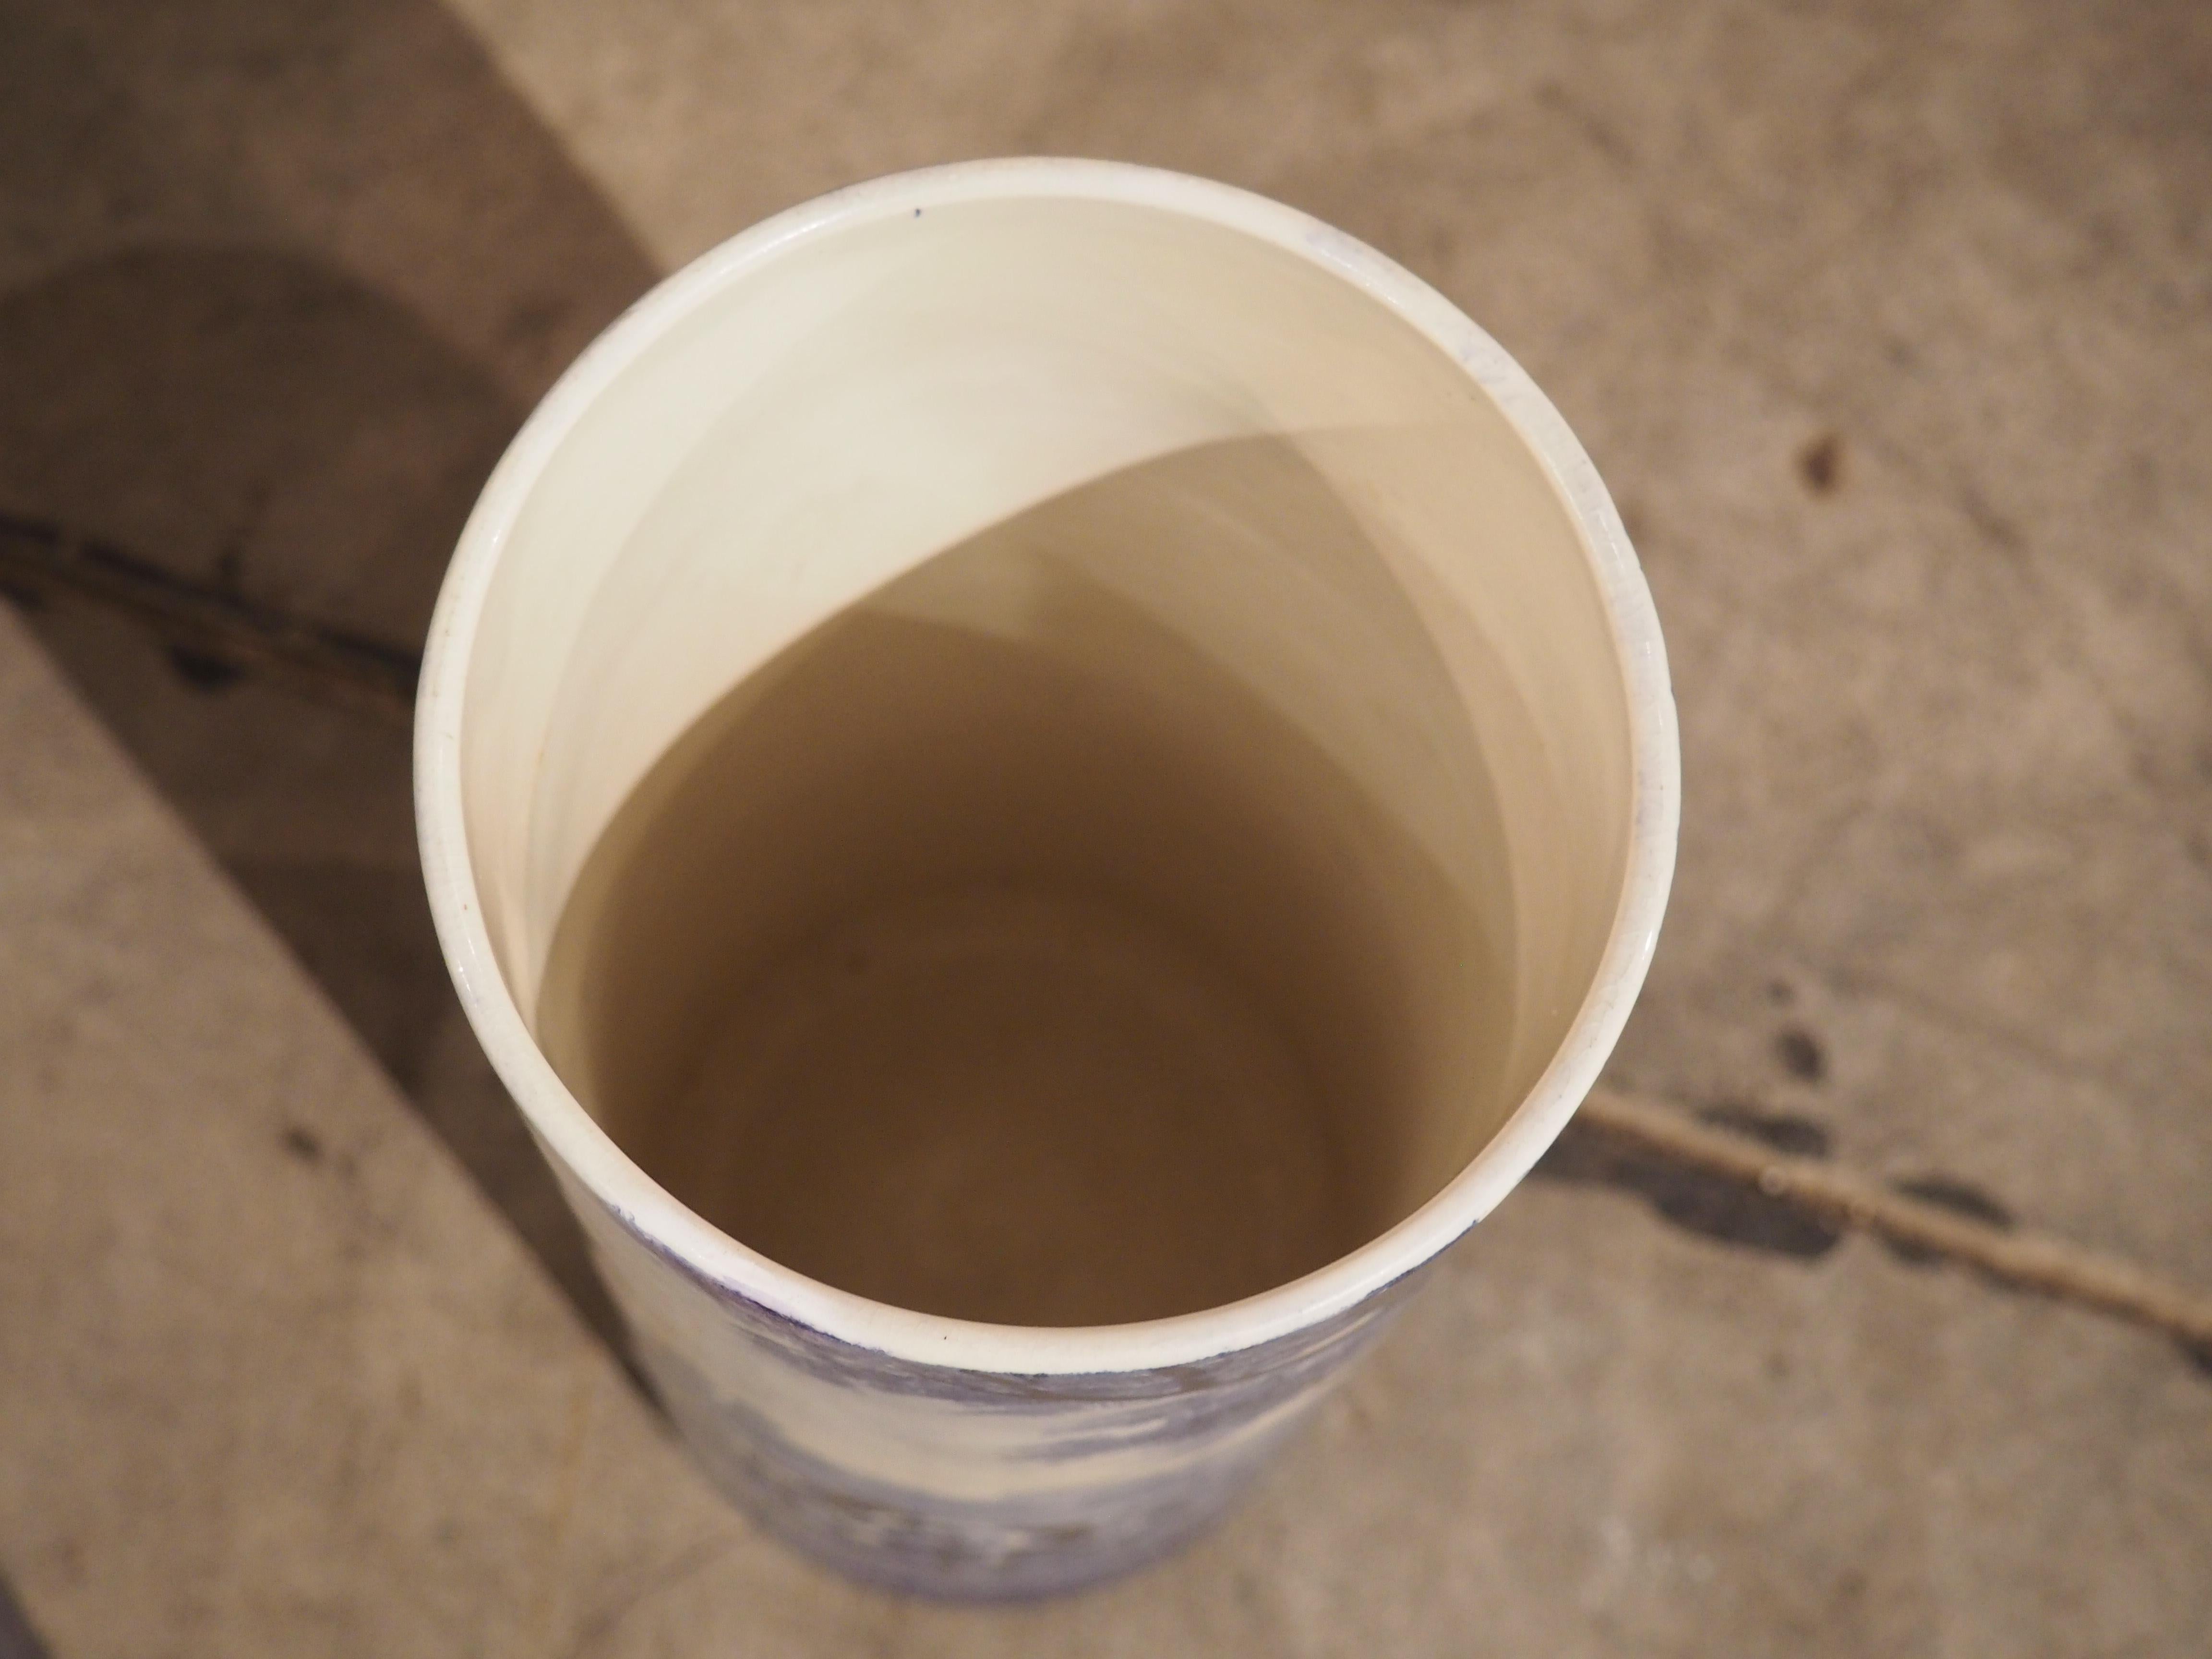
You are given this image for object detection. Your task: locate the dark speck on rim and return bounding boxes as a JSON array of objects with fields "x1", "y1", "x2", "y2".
[
  {"x1": 1775, "y1": 1025, "x2": 1826, "y2": 1083},
  {"x1": 281, "y1": 1124, "x2": 325, "y2": 1164}
]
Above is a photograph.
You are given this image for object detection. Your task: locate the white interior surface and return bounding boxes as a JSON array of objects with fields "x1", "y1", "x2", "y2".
[{"x1": 421, "y1": 160, "x2": 1675, "y2": 1368}]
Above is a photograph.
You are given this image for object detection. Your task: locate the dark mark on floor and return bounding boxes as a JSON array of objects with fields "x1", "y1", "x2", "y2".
[
  {"x1": 1534, "y1": 80, "x2": 1635, "y2": 172},
  {"x1": 0, "y1": 1567, "x2": 52, "y2": 1659},
  {"x1": 281, "y1": 1123, "x2": 325, "y2": 1165},
  {"x1": 1881, "y1": 1174, "x2": 2014, "y2": 1265},
  {"x1": 2184, "y1": 829, "x2": 2212, "y2": 876},
  {"x1": 167, "y1": 644, "x2": 245, "y2": 691},
  {"x1": 1954, "y1": 478, "x2": 2024, "y2": 551},
  {"x1": 1699, "y1": 1101, "x2": 1832, "y2": 1159},
  {"x1": 1798, "y1": 432, "x2": 1843, "y2": 495},
  {"x1": 1533, "y1": 1110, "x2": 1843, "y2": 1260},
  {"x1": 0, "y1": 510, "x2": 422, "y2": 717},
  {"x1": 1775, "y1": 1025, "x2": 1827, "y2": 1083},
  {"x1": 1766, "y1": 977, "x2": 1795, "y2": 1007}
]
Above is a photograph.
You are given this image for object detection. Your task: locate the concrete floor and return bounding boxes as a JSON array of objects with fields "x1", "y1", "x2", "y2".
[{"x1": 2, "y1": 0, "x2": 2209, "y2": 1651}]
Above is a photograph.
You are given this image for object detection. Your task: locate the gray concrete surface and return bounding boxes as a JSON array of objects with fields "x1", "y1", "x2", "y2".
[{"x1": 1, "y1": 0, "x2": 2209, "y2": 1651}]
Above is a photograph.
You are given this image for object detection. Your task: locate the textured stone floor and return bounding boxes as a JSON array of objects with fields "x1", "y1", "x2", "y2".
[{"x1": 1, "y1": 0, "x2": 2208, "y2": 1652}]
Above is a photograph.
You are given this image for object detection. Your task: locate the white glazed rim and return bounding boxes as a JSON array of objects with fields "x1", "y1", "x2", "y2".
[{"x1": 415, "y1": 157, "x2": 1680, "y2": 1377}]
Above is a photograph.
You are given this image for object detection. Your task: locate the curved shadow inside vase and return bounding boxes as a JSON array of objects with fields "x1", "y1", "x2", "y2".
[{"x1": 539, "y1": 432, "x2": 1514, "y2": 1329}]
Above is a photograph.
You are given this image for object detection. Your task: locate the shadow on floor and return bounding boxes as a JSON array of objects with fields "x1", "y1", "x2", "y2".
[{"x1": 0, "y1": 0, "x2": 661, "y2": 1389}]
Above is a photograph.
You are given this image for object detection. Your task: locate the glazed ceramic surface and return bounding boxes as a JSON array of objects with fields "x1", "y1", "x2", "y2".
[{"x1": 415, "y1": 159, "x2": 1678, "y2": 1598}]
